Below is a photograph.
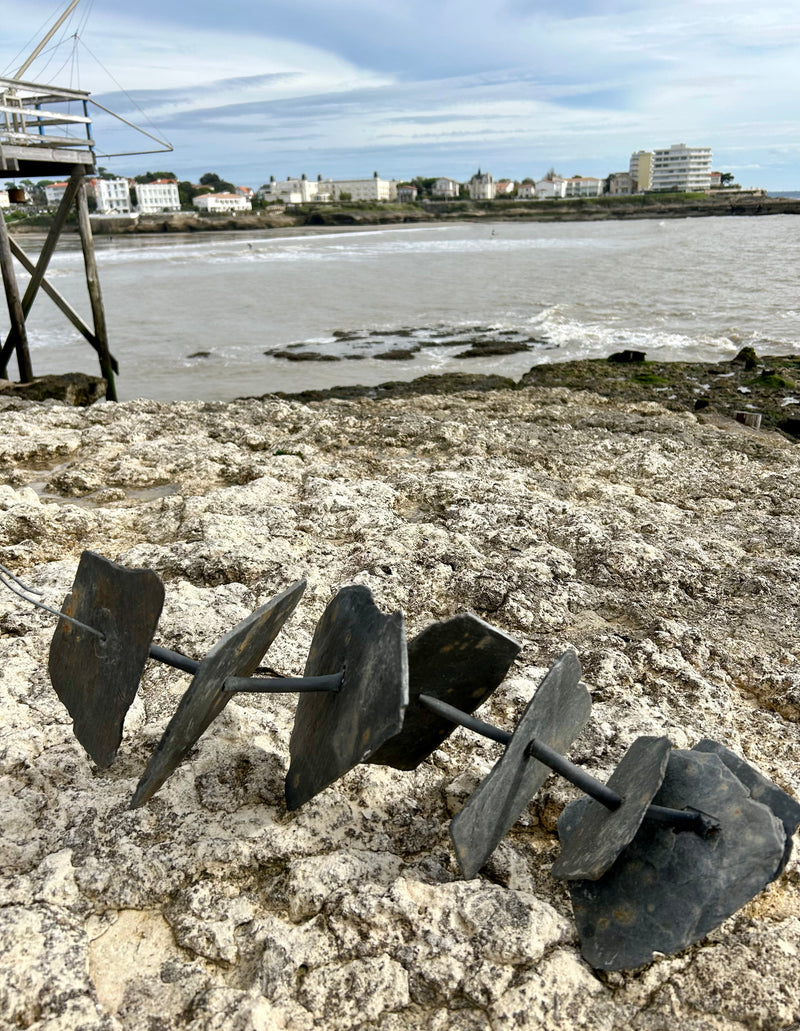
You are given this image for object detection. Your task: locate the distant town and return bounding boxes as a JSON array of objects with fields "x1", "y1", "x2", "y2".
[{"x1": 2, "y1": 144, "x2": 756, "y2": 217}]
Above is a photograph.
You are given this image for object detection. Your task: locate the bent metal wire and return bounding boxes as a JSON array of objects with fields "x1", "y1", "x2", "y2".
[{"x1": 1, "y1": 550, "x2": 798, "y2": 972}]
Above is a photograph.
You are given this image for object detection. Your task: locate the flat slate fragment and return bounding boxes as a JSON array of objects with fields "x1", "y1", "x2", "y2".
[
  {"x1": 49, "y1": 550, "x2": 164, "y2": 769},
  {"x1": 285, "y1": 586, "x2": 407, "y2": 810},
  {"x1": 367, "y1": 612, "x2": 522, "y2": 770},
  {"x1": 551, "y1": 736, "x2": 671, "y2": 881},
  {"x1": 450, "y1": 650, "x2": 591, "y2": 879},
  {"x1": 131, "y1": 580, "x2": 306, "y2": 808},
  {"x1": 693, "y1": 738, "x2": 800, "y2": 877},
  {"x1": 564, "y1": 750, "x2": 786, "y2": 971}
]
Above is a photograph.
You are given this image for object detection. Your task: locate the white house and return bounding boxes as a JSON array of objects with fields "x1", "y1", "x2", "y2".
[
  {"x1": 134, "y1": 179, "x2": 181, "y2": 213},
  {"x1": 468, "y1": 169, "x2": 495, "y2": 200},
  {"x1": 563, "y1": 176, "x2": 604, "y2": 198},
  {"x1": 193, "y1": 192, "x2": 252, "y2": 213},
  {"x1": 44, "y1": 181, "x2": 70, "y2": 207},
  {"x1": 431, "y1": 177, "x2": 461, "y2": 199},
  {"x1": 534, "y1": 177, "x2": 567, "y2": 199},
  {"x1": 650, "y1": 144, "x2": 712, "y2": 192},
  {"x1": 90, "y1": 177, "x2": 132, "y2": 214},
  {"x1": 517, "y1": 183, "x2": 537, "y2": 199},
  {"x1": 260, "y1": 176, "x2": 321, "y2": 204}
]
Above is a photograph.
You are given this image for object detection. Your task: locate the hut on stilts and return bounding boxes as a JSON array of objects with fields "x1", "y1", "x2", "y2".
[{"x1": 1, "y1": 0, "x2": 172, "y2": 401}]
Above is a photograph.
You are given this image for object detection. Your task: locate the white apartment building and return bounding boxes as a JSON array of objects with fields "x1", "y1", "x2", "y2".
[
  {"x1": 260, "y1": 176, "x2": 322, "y2": 204},
  {"x1": 329, "y1": 175, "x2": 397, "y2": 202},
  {"x1": 650, "y1": 144, "x2": 712, "y2": 192},
  {"x1": 468, "y1": 169, "x2": 495, "y2": 200},
  {"x1": 563, "y1": 176, "x2": 604, "y2": 198},
  {"x1": 134, "y1": 179, "x2": 181, "y2": 213},
  {"x1": 44, "y1": 181, "x2": 70, "y2": 207},
  {"x1": 431, "y1": 177, "x2": 461, "y2": 199},
  {"x1": 193, "y1": 192, "x2": 252, "y2": 213},
  {"x1": 91, "y1": 177, "x2": 131, "y2": 214},
  {"x1": 629, "y1": 150, "x2": 653, "y2": 192}
]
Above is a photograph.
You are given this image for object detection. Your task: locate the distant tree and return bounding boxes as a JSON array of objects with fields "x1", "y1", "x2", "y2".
[
  {"x1": 720, "y1": 172, "x2": 735, "y2": 187},
  {"x1": 177, "y1": 180, "x2": 199, "y2": 207},
  {"x1": 135, "y1": 170, "x2": 177, "y2": 183},
  {"x1": 544, "y1": 167, "x2": 558, "y2": 181},
  {"x1": 199, "y1": 171, "x2": 236, "y2": 193},
  {"x1": 410, "y1": 176, "x2": 436, "y2": 198},
  {"x1": 521, "y1": 177, "x2": 534, "y2": 185},
  {"x1": 338, "y1": 191, "x2": 352, "y2": 201}
]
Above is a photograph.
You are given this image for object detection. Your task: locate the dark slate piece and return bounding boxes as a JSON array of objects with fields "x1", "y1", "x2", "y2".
[
  {"x1": 367, "y1": 612, "x2": 522, "y2": 770},
  {"x1": 285, "y1": 586, "x2": 407, "y2": 810},
  {"x1": 551, "y1": 736, "x2": 671, "y2": 881},
  {"x1": 449, "y1": 650, "x2": 591, "y2": 879},
  {"x1": 564, "y1": 750, "x2": 786, "y2": 971},
  {"x1": 131, "y1": 580, "x2": 306, "y2": 807},
  {"x1": 693, "y1": 738, "x2": 800, "y2": 877},
  {"x1": 48, "y1": 550, "x2": 164, "y2": 769}
]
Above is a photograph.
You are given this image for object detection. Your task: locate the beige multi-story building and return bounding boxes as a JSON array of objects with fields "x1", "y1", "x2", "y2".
[
  {"x1": 650, "y1": 144, "x2": 712, "y2": 192},
  {"x1": 134, "y1": 179, "x2": 180, "y2": 213},
  {"x1": 629, "y1": 150, "x2": 653, "y2": 192}
]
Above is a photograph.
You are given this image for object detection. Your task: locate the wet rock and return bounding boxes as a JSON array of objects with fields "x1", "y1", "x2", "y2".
[{"x1": 0, "y1": 372, "x2": 106, "y2": 406}]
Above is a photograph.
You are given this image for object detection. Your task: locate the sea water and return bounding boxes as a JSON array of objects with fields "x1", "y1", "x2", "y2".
[{"x1": 7, "y1": 215, "x2": 799, "y2": 402}]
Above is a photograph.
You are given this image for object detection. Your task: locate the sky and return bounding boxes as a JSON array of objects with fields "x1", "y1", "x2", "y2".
[{"x1": 2, "y1": 0, "x2": 799, "y2": 190}]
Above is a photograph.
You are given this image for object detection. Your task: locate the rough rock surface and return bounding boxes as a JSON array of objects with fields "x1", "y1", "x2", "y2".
[{"x1": 0, "y1": 385, "x2": 798, "y2": 1030}]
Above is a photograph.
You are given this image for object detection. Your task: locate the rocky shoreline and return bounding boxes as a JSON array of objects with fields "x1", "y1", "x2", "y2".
[
  {"x1": 6, "y1": 193, "x2": 800, "y2": 238},
  {"x1": 1, "y1": 374, "x2": 799, "y2": 1029}
]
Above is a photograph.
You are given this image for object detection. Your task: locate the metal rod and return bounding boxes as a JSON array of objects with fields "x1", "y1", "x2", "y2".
[
  {"x1": 525, "y1": 737, "x2": 719, "y2": 837},
  {"x1": 223, "y1": 672, "x2": 344, "y2": 694},
  {"x1": 418, "y1": 694, "x2": 512, "y2": 745},
  {"x1": 148, "y1": 644, "x2": 199, "y2": 675},
  {"x1": 525, "y1": 737, "x2": 621, "y2": 809},
  {"x1": 0, "y1": 564, "x2": 105, "y2": 640}
]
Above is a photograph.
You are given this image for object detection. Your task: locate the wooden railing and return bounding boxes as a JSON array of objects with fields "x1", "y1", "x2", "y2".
[{"x1": 0, "y1": 75, "x2": 94, "y2": 155}]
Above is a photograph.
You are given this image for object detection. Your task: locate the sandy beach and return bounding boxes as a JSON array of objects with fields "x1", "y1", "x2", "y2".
[{"x1": 1, "y1": 380, "x2": 799, "y2": 1029}]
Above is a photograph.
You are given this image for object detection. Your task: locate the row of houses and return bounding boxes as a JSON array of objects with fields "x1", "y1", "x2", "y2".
[
  {"x1": 3, "y1": 143, "x2": 720, "y2": 215},
  {"x1": 33, "y1": 177, "x2": 256, "y2": 215}
]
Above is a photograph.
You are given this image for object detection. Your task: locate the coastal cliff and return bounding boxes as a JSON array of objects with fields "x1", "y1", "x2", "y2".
[{"x1": 1, "y1": 385, "x2": 799, "y2": 1029}]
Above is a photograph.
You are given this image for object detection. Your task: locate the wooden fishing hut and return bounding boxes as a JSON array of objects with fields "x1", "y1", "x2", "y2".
[{"x1": 0, "y1": 74, "x2": 118, "y2": 399}]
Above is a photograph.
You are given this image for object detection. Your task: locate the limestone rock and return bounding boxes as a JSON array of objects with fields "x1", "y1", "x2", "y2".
[{"x1": 1, "y1": 386, "x2": 799, "y2": 1028}]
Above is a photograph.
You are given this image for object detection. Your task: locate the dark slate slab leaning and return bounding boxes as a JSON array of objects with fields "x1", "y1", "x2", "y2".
[
  {"x1": 131, "y1": 580, "x2": 307, "y2": 808},
  {"x1": 449, "y1": 650, "x2": 592, "y2": 879},
  {"x1": 48, "y1": 550, "x2": 164, "y2": 769},
  {"x1": 693, "y1": 738, "x2": 800, "y2": 877},
  {"x1": 366, "y1": 612, "x2": 522, "y2": 770},
  {"x1": 561, "y1": 749, "x2": 787, "y2": 971},
  {"x1": 285, "y1": 585, "x2": 408, "y2": 810}
]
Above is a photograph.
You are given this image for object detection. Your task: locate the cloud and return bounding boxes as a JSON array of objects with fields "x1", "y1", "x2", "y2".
[{"x1": 4, "y1": 0, "x2": 799, "y2": 187}]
